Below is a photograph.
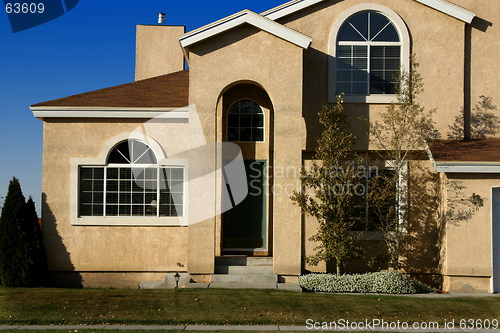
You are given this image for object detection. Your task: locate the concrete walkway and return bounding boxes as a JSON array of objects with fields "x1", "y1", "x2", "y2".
[
  {"x1": 184, "y1": 282, "x2": 500, "y2": 297},
  {"x1": 1, "y1": 325, "x2": 301, "y2": 331},
  {"x1": 1, "y1": 324, "x2": 500, "y2": 331},
  {"x1": 182, "y1": 283, "x2": 500, "y2": 296}
]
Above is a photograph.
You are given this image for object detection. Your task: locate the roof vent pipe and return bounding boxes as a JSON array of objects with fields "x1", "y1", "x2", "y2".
[{"x1": 157, "y1": 12, "x2": 166, "y2": 24}]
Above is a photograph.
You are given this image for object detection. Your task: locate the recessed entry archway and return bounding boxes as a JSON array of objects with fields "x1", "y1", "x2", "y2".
[{"x1": 216, "y1": 82, "x2": 274, "y2": 256}]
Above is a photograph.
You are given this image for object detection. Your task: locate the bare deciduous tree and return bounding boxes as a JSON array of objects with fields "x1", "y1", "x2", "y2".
[{"x1": 366, "y1": 55, "x2": 438, "y2": 271}]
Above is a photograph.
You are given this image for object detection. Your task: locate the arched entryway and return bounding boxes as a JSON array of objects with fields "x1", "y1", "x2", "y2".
[{"x1": 216, "y1": 82, "x2": 274, "y2": 256}]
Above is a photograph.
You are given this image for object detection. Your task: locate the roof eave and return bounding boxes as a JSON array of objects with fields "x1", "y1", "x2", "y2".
[
  {"x1": 262, "y1": 0, "x2": 476, "y2": 23},
  {"x1": 261, "y1": 0, "x2": 325, "y2": 20},
  {"x1": 179, "y1": 0, "x2": 475, "y2": 53},
  {"x1": 30, "y1": 106, "x2": 190, "y2": 120},
  {"x1": 426, "y1": 142, "x2": 500, "y2": 173},
  {"x1": 433, "y1": 161, "x2": 500, "y2": 173},
  {"x1": 179, "y1": 9, "x2": 312, "y2": 50},
  {"x1": 414, "y1": 0, "x2": 476, "y2": 23}
]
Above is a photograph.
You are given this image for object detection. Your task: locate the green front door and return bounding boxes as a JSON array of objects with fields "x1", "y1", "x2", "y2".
[{"x1": 223, "y1": 160, "x2": 267, "y2": 249}]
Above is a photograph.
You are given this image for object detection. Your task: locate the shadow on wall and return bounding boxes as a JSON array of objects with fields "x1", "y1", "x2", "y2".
[
  {"x1": 339, "y1": 240, "x2": 389, "y2": 274},
  {"x1": 42, "y1": 192, "x2": 83, "y2": 288},
  {"x1": 401, "y1": 162, "x2": 443, "y2": 288},
  {"x1": 445, "y1": 173, "x2": 494, "y2": 228},
  {"x1": 448, "y1": 96, "x2": 499, "y2": 140},
  {"x1": 301, "y1": 46, "x2": 371, "y2": 151}
]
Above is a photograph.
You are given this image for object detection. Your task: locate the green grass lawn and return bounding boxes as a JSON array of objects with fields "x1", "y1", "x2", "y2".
[
  {"x1": 1, "y1": 287, "x2": 499, "y2": 327},
  {"x1": 0, "y1": 330, "x2": 394, "y2": 333},
  {"x1": 0, "y1": 330, "x2": 347, "y2": 333}
]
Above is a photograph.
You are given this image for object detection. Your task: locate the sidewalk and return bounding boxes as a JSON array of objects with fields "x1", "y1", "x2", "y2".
[
  {"x1": 0, "y1": 325, "x2": 302, "y2": 331},
  {"x1": 1, "y1": 324, "x2": 500, "y2": 332}
]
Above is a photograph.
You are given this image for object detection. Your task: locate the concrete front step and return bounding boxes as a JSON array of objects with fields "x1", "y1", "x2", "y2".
[
  {"x1": 209, "y1": 282, "x2": 277, "y2": 289},
  {"x1": 211, "y1": 256, "x2": 276, "y2": 284},
  {"x1": 211, "y1": 273, "x2": 278, "y2": 284},
  {"x1": 215, "y1": 256, "x2": 272, "y2": 266},
  {"x1": 185, "y1": 282, "x2": 303, "y2": 292},
  {"x1": 214, "y1": 265, "x2": 274, "y2": 275},
  {"x1": 247, "y1": 257, "x2": 273, "y2": 266}
]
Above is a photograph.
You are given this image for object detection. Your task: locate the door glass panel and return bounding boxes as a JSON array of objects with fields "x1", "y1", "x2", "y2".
[{"x1": 223, "y1": 161, "x2": 267, "y2": 249}]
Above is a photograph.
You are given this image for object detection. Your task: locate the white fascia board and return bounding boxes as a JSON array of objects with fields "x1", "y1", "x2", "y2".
[
  {"x1": 245, "y1": 11, "x2": 312, "y2": 48},
  {"x1": 179, "y1": 11, "x2": 248, "y2": 48},
  {"x1": 179, "y1": 10, "x2": 312, "y2": 49},
  {"x1": 425, "y1": 143, "x2": 500, "y2": 173},
  {"x1": 261, "y1": 0, "x2": 325, "y2": 21},
  {"x1": 262, "y1": 0, "x2": 475, "y2": 24},
  {"x1": 414, "y1": 0, "x2": 476, "y2": 23},
  {"x1": 263, "y1": 0, "x2": 475, "y2": 23},
  {"x1": 30, "y1": 106, "x2": 189, "y2": 119},
  {"x1": 434, "y1": 162, "x2": 500, "y2": 173}
]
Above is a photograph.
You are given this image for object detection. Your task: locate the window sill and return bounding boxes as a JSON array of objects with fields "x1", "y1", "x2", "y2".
[
  {"x1": 229, "y1": 141, "x2": 266, "y2": 144},
  {"x1": 71, "y1": 216, "x2": 187, "y2": 227},
  {"x1": 342, "y1": 94, "x2": 397, "y2": 104}
]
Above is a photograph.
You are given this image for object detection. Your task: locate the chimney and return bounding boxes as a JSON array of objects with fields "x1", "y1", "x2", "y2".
[
  {"x1": 135, "y1": 24, "x2": 186, "y2": 81},
  {"x1": 157, "y1": 13, "x2": 166, "y2": 24}
]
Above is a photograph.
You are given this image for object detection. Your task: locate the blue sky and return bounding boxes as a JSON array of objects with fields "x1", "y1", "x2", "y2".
[{"x1": 0, "y1": 0, "x2": 286, "y2": 215}]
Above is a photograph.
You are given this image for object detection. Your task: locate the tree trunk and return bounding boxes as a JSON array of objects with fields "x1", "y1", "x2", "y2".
[
  {"x1": 393, "y1": 240, "x2": 399, "y2": 272},
  {"x1": 394, "y1": 169, "x2": 401, "y2": 272}
]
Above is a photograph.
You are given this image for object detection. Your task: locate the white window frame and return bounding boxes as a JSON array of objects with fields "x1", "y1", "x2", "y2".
[
  {"x1": 79, "y1": 165, "x2": 185, "y2": 218},
  {"x1": 352, "y1": 160, "x2": 408, "y2": 232},
  {"x1": 226, "y1": 99, "x2": 265, "y2": 143},
  {"x1": 328, "y1": 3, "x2": 410, "y2": 104},
  {"x1": 383, "y1": 160, "x2": 409, "y2": 233},
  {"x1": 70, "y1": 132, "x2": 188, "y2": 226}
]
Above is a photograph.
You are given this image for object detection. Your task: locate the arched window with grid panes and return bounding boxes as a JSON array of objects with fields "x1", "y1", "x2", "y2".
[
  {"x1": 79, "y1": 140, "x2": 184, "y2": 218},
  {"x1": 337, "y1": 11, "x2": 400, "y2": 95},
  {"x1": 227, "y1": 100, "x2": 264, "y2": 142},
  {"x1": 329, "y1": 4, "x2": 410, "y2": 103}
]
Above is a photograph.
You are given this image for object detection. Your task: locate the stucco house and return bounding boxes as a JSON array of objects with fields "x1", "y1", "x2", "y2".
[{"x1": 31, "y1": 0, "x2": 500, "y2": 292}]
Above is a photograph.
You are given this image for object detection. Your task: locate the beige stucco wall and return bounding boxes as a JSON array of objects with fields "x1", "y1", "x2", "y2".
[
  {"x1": 180, "y1": 0, "x2": 495, "y2": 281},
  {"x1": 302, "y1": 158, "x2": 442, "y2": 279},
  {"x1": 268, "y1": 0, "x2": 498, "y2": 289},
  {"x1": 135, "y1": 25, "x2": 185, "y2": 81},
  {"x1": 42, "y1": 119, "x2": 188, "y2": 287},
  {"x1": 441, "y1": 173, "x2": 500, "y2": 292},
  {"x1": 274, "y1": 0, "x2": 466, "y2": 149},
  {"x1": 454, "y1": 0, "x2": 500, "y2": 137},
  {"x1": 188, "y1": 25, "x2": 305, "y2": 275},
  {"x1": 39, "y1": 0, "x2": 500, "y2": 289}
]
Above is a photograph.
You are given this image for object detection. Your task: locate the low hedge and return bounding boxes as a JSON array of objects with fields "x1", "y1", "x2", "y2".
[{"x1": 296, "y1": 270, "x2": 434, "y2": 294}]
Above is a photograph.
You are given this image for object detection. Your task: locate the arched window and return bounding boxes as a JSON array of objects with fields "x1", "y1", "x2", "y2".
[
  {"x1": 107, "y1": 140, "x2": 157, "y2": 164},
  {"x1": 337, "y1": 11, "x2": 400, "y2": 95},
  {"x1": 329, "y1": 4, "x2": 410, "y2": 103},
  {"x1": 227, "y1": 100, "x2": 264, "y2": 142},
  {"x1": 79, "y1": 140, "x2": 183, "y2": 218}
]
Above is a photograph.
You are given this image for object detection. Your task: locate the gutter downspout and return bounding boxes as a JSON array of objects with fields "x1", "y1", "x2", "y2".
[{"x1": 464, "y1": 22, "x2": 472, "y2": 140}]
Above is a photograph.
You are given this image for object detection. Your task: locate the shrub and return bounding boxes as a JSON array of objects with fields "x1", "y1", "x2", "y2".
[{"x1": 296, "y1": 270, "x2": 434, "y2": 294}]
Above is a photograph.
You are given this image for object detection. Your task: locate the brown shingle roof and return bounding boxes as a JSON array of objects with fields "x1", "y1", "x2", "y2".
[
  {"x1": 428, "y1": 139, "x2": 500, "y2": 162},
  {"x1": 31, "y1": 70, "x2": 189, "y2": 108}
]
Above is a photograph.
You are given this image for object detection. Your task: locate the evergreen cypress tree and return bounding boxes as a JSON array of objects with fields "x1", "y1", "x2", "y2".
[
  {"x1": 24, "y1": 197, "x2": 47, "y2": 286},
  {"x1": 0, "y1": 177, "x2": 27, "y2": 286},
  {"x1": 0, "y1": 178, "x2": 46, "y2": 286}
]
